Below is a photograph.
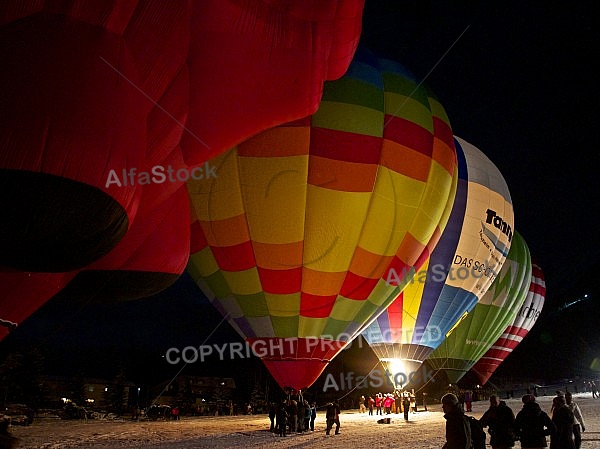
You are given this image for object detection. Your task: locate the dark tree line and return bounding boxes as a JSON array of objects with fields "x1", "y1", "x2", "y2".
[{"x1": 0, "y1": 347, "x2": 46, "y2": 409}]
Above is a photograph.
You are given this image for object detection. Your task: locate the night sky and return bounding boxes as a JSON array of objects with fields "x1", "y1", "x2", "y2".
[
  {"x1": 2, "y1": 2, "x2": 599, "y2": 388},
  {"x1": 360, "y1": 1, "x2": 599, "y2": 300},
  {"x1": 361, "y1": 1, "x2": 600, "y2": 382},
  {"x1": 362, "y1": 1, "x2": 600, "y2": 381}
]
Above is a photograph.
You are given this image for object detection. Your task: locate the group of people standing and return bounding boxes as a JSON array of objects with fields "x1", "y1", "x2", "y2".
[
  {"x1": 269, "y1": 399, "x2": 316, "y2": 436},
  {"x1": 364, "y1": 391, "x2": 417, "y2": 417},
  {"x1": 268, "y1": 399, "x2": 341, "y2": 437},
  {"x1": 442, "y1": 390, "x2": 586, "y2": 449}
]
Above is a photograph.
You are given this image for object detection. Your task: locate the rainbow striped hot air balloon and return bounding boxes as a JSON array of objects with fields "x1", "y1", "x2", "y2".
[
  {"x1": 425, "y1": 231, "x2": 532, "y2": 384},
  {"x1": 186, "y1": 47, "x2": 457, "y2": 390},
  {"x1": 469, "y1": 262, "x2": 546, "y2": 385},
  {"x1": 360, "y1": 136, "x2": 514, "y2": 383}
]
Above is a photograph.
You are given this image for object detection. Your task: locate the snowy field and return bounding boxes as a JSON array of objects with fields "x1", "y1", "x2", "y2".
[{"x1": 9, "y1": 393, "x2": 600, "y2": 449}]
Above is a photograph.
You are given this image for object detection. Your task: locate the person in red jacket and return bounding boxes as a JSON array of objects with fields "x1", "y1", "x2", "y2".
[
  {"x1": 383, "y1": 394, "x2": 394, "y2": 414},
  {"x1": 368, "y1": 396, "x2": 375, "y2": 415},
  {"x1": 375, "y1": 393, "x2": 383, "y2": 415}
]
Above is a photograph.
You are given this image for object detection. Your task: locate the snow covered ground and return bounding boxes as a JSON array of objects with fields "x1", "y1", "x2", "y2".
[{"x1": 9, "y1": 393, "x2": 600, "y2": 449}]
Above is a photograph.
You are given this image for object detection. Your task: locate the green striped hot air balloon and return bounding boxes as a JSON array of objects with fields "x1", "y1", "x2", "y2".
[{"x1": 425, "y1": 231, "x2": 532, "y2": 384}]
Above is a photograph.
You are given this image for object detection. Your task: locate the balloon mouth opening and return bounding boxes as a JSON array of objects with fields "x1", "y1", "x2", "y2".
[
  {"x1": 0, "y1": 169, "x2": 128, "y2": 272},
  {"x1": 247, "y1": 337, "x2": 347, "y2": 390}
]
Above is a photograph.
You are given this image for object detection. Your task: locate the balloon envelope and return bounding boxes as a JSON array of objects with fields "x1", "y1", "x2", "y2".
[
  {"x1": 0, "y1": 13, "x2": 148, "y2": 272},
  {"x1": 425, "y1": 231, "x2": 532, "y2": 384},
  {"x1": 187, "y1": 47, "x2": 457, "y2": 390},
  {"x1": 182, "y1": 0, "x2": 366, "y2": 164},
  {"x1": 0, "y1": 271, "x2": 75, "y2": 341},
  {"x1": 469, "y1": 262, "x2": 546, "y2": 384},
  {"x1": 361, "y1": 136, "x2": 514, "y2": 382},
  {"x1": 55, "y1": 184, "x2": 191, "y2": 302},
  {"x1": 0, "y1": 1, "x2": 365, "y2": 321}
]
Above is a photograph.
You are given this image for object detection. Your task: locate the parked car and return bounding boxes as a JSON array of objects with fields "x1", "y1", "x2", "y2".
[
  {"x1": 145, "y1": 404, "x2": 171, "y2": 420},
  {"x1": 2, "y1": 404, "x2": 34, "y2": 426},
  {"x1": 57, "y1": 402, "x2": 89, "y2": 420}
]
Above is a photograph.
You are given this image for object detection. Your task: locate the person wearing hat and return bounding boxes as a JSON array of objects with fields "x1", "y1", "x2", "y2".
[
  {"x1": 441, "y1": 393, "x2": 471, "y2": 449},
  {"x1": 565, "y1": 392, "x2": 585, "y2": 449},
  {"x1": 514, "y1": 394, "x2": 555, "y2": 449}
]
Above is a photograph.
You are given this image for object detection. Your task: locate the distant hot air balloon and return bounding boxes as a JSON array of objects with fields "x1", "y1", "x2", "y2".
[
  {"x1": 361, "y1": 136, "x2": 514, "y2": 384},
  {"x1": 425, "y1": 231, "x2": 532, "y2": 384},
  {"x1": 0, "y1": 1, "x2": 365, "y2": 335},
  {"x1": 469, "y1": 262, "x2": 546, "y2": 385},
  {"x1": 186, "y1": 47, "x2": 457, "y2": 390}
]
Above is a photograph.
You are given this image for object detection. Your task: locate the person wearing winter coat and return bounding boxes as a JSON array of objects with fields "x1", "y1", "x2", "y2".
[
  {"x1": 325, "y1": 401, "x2": 341, "y2": 435},
  {"x1": 441, "y1": 393, "x2": 471, "y2": 449},
  {"x1": 276, "y1": 401, "x2": 288, "y2": 437},
  {"x1": 296, "y1": 400, "x2": 305, "y2": 432},
  {"x1": 375, "y1": 393, "x2": 383, "y2": 415},
  {"x1": 383, "y1": 394, "x2": 394, "y2": 414},
  {"x1": 480, "y1": 394, "x2": 517, "y2": 449},
  {"x1": 303, "y1": 400, "x2": 311, "y2": 431},
  {"x1": 403, "y1": 394, "x2": 410, "y2": 421},
  {"x1": 309, "y1": 402, "x2": 317, "y2": 431},
  {"x1": 288, "y1": 399, "x2": 298, "y2": 434},
  {"x1": 464, "y1": 390, "x2": 473, "y2": 412},
  {"x1": 514, "y1": 394, "x2": 556, "y2": 449},
  {"x1": 359, "y1": 395, "x2": 366, "y2": 413},
  {"x1": 550, "y1": 395, "x2": 575, "y2": 449},
  {"x1": 565, "y1": 392, "x2": 585, "y2": 449}
]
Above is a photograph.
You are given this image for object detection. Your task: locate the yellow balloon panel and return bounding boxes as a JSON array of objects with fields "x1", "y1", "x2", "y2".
[
  {"x1": 238, "y1": 155, "x2": 309, "y2": 245},
  {"x1": 303, "y1": 185, "x2": 372, "y2": 272}
]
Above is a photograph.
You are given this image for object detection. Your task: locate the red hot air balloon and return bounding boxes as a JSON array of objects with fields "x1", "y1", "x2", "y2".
[
  {"x1": 182, "y1": 0, "x2": 366, "y2": 164},
  {"x1": 0, "y1": 0, "x2": 364, "y2": 272},
  {"x1": 0, "y1": 1, "x2": 365, "y2": 334},
  {"x1": 0, "y1": 271, "x2": 76, "y2": 341}
]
